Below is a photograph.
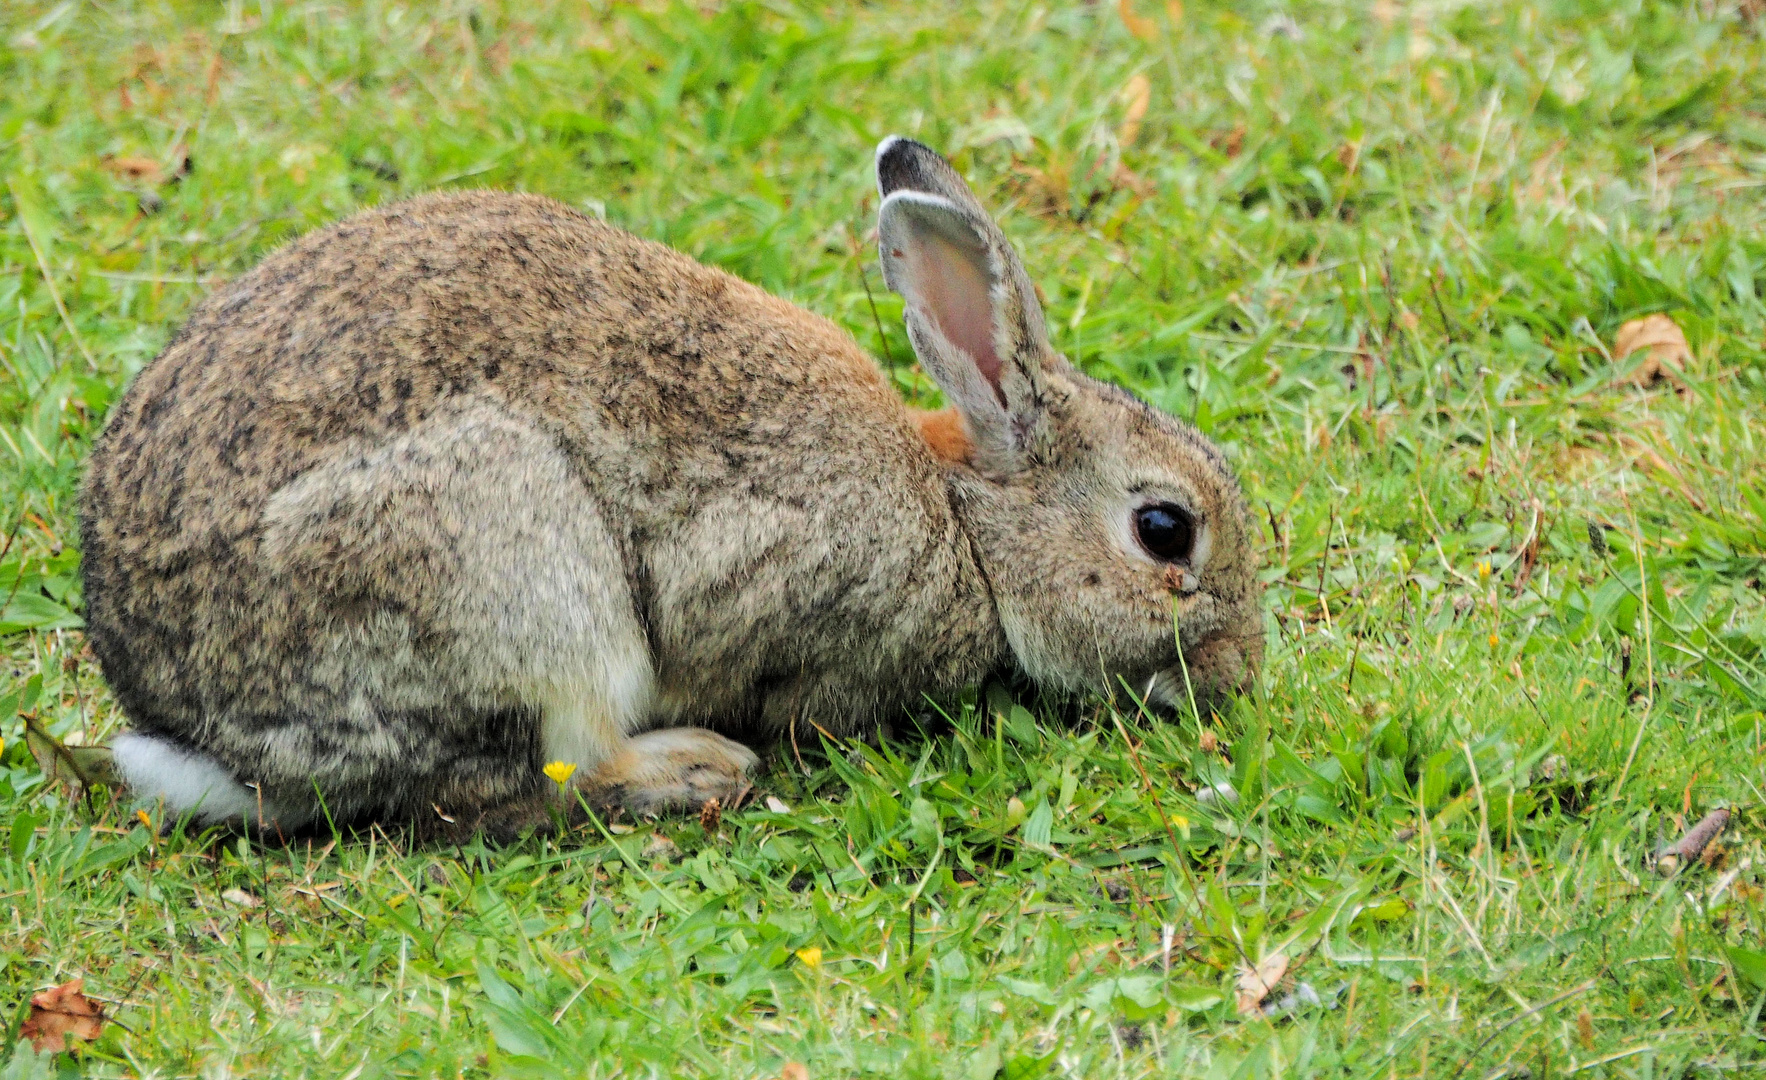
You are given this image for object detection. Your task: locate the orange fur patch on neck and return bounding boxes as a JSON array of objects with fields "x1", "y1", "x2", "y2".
[{"x1": 912, "y1": 407, "x2": 973, "y2": 463}]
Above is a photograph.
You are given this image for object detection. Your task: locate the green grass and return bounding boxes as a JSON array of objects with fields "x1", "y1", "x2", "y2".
[{"x1": 3, "y1": 0, "x2": 1766, "y2": 1075}]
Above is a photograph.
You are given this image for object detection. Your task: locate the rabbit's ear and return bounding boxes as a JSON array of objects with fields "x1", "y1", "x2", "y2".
[{"x1": 876, "y1": 137, "x2": 1051, "y2": 468}]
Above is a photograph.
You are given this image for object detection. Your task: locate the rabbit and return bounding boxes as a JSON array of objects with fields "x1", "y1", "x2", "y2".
[{"x1": 80, "y1": 136, "x2": 1263, "y2": 838}]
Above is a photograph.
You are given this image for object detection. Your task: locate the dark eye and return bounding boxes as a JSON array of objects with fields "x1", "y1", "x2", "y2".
[{"x1": 1134, "y1": 504, "x2": 1194, "y2": 562}]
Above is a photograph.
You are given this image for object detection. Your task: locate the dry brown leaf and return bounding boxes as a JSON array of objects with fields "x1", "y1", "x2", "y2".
[
  {"x1": 1234, "y1": 952, "x2": 1288, "y2": 1016},
  {"x1": 22, "y1": 714, "x2": 116, "y2": 791},
  {"x1": 221, "y1": 888, "x2": 261, "y2": 908},
  {"x1": 1612, "y1": 314, "x2": 1691, "y2": 389},
  {"x1": 1110, "y1": 164, "x2": 1153, "y2": 198},
  {"x1": 1117, "y1": 73, "x2": 1152, "y2": 148},
  {"x1": 104, "y1": 155, "x2": 164, "y2": 182},
  {"x1": 778, "y1": 1064, "x2": 809, "y2": 1080},
  {"x1": 1198, "y1": 727, "x2": 1220, "y2": 753},
  {"x1": 21, "y1": 978, "x2": 106, "y2": 1053},
  {"x1": 1118, "y1": 0, "x2": 1158, "y2": 39},
  {"x1": 1209, "y1": 125, "x2": 1246, "y2": 158},
  {"x1": 1424, "y1": 69, "x2": 1449, "y2": 104},
  {"x1": 1010, "y1": 160, "x2": 1072, "y2": 217}
]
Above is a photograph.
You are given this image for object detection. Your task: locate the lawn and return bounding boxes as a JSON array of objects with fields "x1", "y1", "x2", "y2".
[{"x1": 3, "y1": 0, "x2": 1766, "y2": 1076}]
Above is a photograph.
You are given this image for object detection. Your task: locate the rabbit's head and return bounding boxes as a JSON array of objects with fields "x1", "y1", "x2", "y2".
[{"x1": 877, "y1": 137, "x2": 1263, "y2": 715}]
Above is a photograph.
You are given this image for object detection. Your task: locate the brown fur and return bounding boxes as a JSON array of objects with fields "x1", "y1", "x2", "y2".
[{"x1": 81, "y1": 138, "x2": 1262, "y2": 836}]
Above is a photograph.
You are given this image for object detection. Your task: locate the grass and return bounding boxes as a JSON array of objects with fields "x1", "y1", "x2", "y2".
[{"x1": 2, "y1": 0, "x2": 1766, "y2": 1075}]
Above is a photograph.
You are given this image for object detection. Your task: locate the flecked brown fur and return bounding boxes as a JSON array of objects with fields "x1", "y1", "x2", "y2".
[{"x1": 81, "y1": 138, "x2": 1262, "y2": 836}]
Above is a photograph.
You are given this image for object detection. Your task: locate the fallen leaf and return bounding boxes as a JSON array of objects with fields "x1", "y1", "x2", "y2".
[
  {"x1": 1209, "y1": 125, "x2": 1246, "y2": 158},
  {"x1": 104, "y1": 155, "x2": 164, "y2": 182},
  {"x1": 20, "y1": 978, "x2": 106, "y2": 1053},
  {"x1": 641, "y1": 833, "x2": 678, "y2": 861},
  {"x1": 1198, "y1": 728, "x2": 1220, "y2": 753},
  {"x1": 1110, "y1": 163, "x2": 1153, "y2": 197},
  {"x1": 1612, "y1": 314, "x2": 1691, "y2": 389},
  {"x1": 1117, "y1": 0, "x2": 1158, "y2": 39},
  {"x1": 778, "y1": 1064, "x2": 809, "y2": 1080},
  {"x1": 221, "y1": 888, "x2": 261, "y2": 908},
  {"x1": 166, "y1": 143, "x2": 192, "y2": 182},
  {"x1": 1234, "y1": 952, "x2": 1288, "y2": 1017},
  {"x1": 22, "y1": 715, "x2": 116, "y2": 791},
  {"x1": 1011, "y1": 160, "x2": 1072, "y2": 216},
  {"x1": 699, "y1": 797, "x2": 722, "y2": 832},
  {"x1": 765, "y1": 795, "x2": 792, "y2": 815},
  {"x1": 1117, "y1": 73, "x2": 1152, "y2": 147}
]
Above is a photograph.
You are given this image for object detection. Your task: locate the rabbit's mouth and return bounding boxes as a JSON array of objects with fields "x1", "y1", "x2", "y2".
[{"x1": 1137, "y1": 633, "x2": 1259, "y2": 718}]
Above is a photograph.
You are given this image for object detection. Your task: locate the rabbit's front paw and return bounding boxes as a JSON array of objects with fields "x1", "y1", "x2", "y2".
[{"x1": 580, "y1": 728, "x2": 759, "y2": 818}]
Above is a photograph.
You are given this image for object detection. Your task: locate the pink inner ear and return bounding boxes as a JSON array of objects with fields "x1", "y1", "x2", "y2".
[{"x1": 908, "y1": 232, "x2": 1002, "y2": 395}]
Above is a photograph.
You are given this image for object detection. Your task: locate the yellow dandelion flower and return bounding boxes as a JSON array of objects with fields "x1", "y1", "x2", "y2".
[
  {"x1": 1477, "y1": 560, "x2": 1491, "y2": 582},
  {"x1": 543, "y1": 760, "x2": 578, "y2": 788},
  {"x1": 1488, "y1": 633, "x2": 1499, "y2": 648},
  {"x1": 795, "y1": 945, "x2": 823, "y2": 969},
  {"x1": 136, "y1": 809, "x2": 153, "y2": 829}
]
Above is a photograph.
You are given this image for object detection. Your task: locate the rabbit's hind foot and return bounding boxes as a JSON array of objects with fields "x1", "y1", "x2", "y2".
[
  {"x1": 423, "y1": 729, "x2": 758, "y2": 844},
  {"x1": 577, "y1": 728, "x2": 759, "y2": 818}
]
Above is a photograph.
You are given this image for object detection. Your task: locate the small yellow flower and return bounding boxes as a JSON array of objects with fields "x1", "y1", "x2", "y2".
[
  {"x1": 136, "y1": 809, "x2": 153, "y2": 830},
  {"x1": 1488, "y1": 633, "x2": 1500, "y2": 648},
  {"x1": 1477, "y1": 560, "x2": 1491, "y2": 582},
  {"x1": 795, "y1": 946, "x2": 823, "y2": 969},
  {"x1": 543, "y1": 760, "x2": 578, "y2": 788}
]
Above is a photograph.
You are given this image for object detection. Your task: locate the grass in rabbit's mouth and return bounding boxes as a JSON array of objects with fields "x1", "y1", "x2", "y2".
[{"x1": 2, "y1": 0, "x2": 1765, "y2": 1076}]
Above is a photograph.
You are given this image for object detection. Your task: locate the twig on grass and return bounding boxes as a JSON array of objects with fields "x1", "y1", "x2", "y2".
[
  {"x1": 1655, "y1": 808, "x2": 1731, "y2": 875},
  {"x1": 1429, "y1": 269, "x2": 1456, "y2": 344}
]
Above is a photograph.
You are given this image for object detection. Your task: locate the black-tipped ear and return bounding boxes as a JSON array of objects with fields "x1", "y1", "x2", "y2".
[
  {"x1": 875, "y1": 137, "x2": 992, "y2": 218},
  {"x1": 876, "y1": 137, "x2": 943, "y2": 197}
]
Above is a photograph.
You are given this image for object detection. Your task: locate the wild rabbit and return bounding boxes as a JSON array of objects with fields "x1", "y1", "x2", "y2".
[{"x1": 81, "y1": 137, "x2": 1262, "y2": 837}]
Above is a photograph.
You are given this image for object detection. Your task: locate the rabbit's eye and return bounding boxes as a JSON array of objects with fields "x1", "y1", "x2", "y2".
[{"x1": 1134, "y1": 504, "x2": 1194, "y2": 563}]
